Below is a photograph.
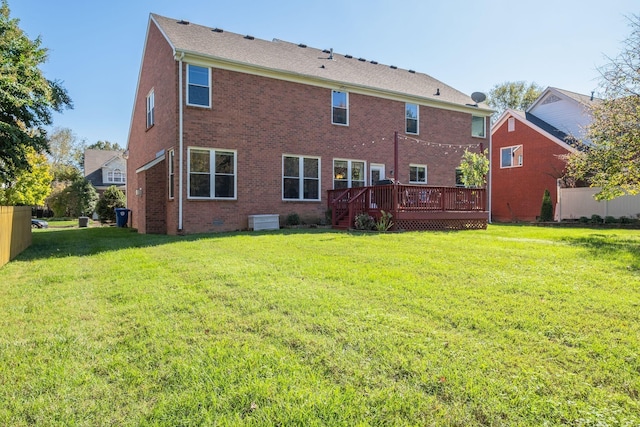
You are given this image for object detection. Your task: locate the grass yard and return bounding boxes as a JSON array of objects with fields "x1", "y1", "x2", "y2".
[{"x1": 1, "y1": 225, "x2": 639, "y2": 426}]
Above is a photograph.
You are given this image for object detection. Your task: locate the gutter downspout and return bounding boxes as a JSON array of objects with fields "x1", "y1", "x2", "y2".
[
  {"x1": 177, "y1": 51, "x2": 185, "y2": 231},
  {"x1": 487, "y1": 116, "x2": 492, "y2": 224}
]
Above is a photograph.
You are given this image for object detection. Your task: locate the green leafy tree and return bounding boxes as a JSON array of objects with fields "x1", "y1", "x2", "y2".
[
  {"x1": 539, "y1": 189, "x2": 553, "y2": 222},
  {"x1": 458, "y1": 149, "x2": 489, "y2": 188},
  {"x1": 566, "y1": 15, "x2": 640, "y2": 200},
  {"x1": 86, "y1": 141, "x2": 122, "y2": 151},
  {"x1": 0, "y1": 1, "x2": 72, "y2": 184},
  {"x1": 0, "y1": 147, "x2": 52, "y2": 205},
  {"x1": 487, "y1": 81, "x2": 543, "y2": 118},
  {"x1": 95, "y1": 185, "x2": 126, "y2": 223},
  {"x1": 47, "y1": 177, "x2": 97, "y2": 217},
  {"x1": 48, "y1": 127, "x2": 83, "y2": 178}
]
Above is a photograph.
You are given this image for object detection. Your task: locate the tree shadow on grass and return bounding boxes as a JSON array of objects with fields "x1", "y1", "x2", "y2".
[
  {"x1": 19, "y1": 227, "x2": 342, "y2": 262},
  {"x1": 561, "y1": 233, "x2": 640, "y2": 272}
]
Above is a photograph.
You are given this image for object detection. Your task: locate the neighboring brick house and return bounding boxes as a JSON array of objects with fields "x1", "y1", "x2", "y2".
[
  {"x1": 490, "y1": 87, "x2": 597, "y2": 222},
  {"x1": 126, "y1": 14, "x2": 492, "y2": 234},
  {"x1": 84, "y1": 149, "x2": 127, "y2": 196}
]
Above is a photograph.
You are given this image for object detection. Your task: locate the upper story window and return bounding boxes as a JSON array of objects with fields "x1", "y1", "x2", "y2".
[
  {"x1": 283, "y1": 155, "x2": 320, "y2": 201},
  {"x1": 146, "y1": 89, "x2": 155, "y2": 128},
  {"x1": 501, "y1": 145, "x2": 523, "y2": 168},
  {"x1": 472, "y1": 115, "x2": 486, "y2": 138},
  {"x1": 187, "y1": 64, "x2": 211, "y2": 107},
  {"x1": 406, "y1": 103, "x2": 419, "y2": 134},
  {"x1": 332, "y1": 90, "x2": 348, "y2": 125},
  {"x1": 333, "y1": 159, "x2": 365, "y2": 189},
  {"x1": 107, "y1": 168, "x2": 125, "y2": 184},
  {"x1": 188, "y1": 148, "x2": 236, "y2": 199},
  {"x1": 409, "y1": 164, "x2": 427, "y2": 184}
]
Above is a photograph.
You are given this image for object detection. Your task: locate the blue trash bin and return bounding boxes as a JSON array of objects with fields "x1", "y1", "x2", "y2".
[{"x1": 115, "y1": 208, "x2": 130, "y2": 227}]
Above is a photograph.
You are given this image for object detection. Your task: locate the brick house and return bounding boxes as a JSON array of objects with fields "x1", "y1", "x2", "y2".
[
  {"x1": 84, "y1": 149, "x2": 127, "y2": 197},
  {"x1": 490, "y1": 87, "x2": 596, "y2": 222},
  {"x1": 126, "y1": 14, "x2": 492, "y2": 234}
]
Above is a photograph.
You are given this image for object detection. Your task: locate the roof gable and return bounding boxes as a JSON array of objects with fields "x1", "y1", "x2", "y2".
[
  {"x1": 84, "y1": 149, "x2": 125, "y2": 176},
  {"x1": 149, "y1": 13, "x2": 491, "y2": 115}
]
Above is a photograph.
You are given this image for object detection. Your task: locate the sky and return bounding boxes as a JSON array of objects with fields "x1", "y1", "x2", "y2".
[{"x1": 11, "y1": 0, "x2": 638, "y2": 148}]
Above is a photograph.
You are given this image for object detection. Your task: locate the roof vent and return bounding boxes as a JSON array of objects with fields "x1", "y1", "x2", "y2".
[
  {"x1": 322, "y1": 49, "x2": 330, "y2": 53},
  {"x1": 345, "y1": 54, "x2": 353, "y2": 59},
  {"x1": 177, "y1": 20, "x2": 190, "y2": 25},
  {"x1": 244, "y1": 35, "x2": 255, "y2": 40},
  {"x1": 435, "y1": 88, "x2": 440, "y2": 96},
  {"x1": 370, "y1": 60, "x2": 378, "y2": 65},
  {"x1": 298, "y1": 43, "x2": 307, "y2": 48},
  {"x1": 390, "y1": 65, "x2": 397, "y2": 69},
  {"x1": 212, "y1": 28, "x2": 224, "y2": 33},
  {"x1": 358, "y1": 57, "x2": 366, "y2": 62},
  {"x1": 408, "y1": 69, "x2": 415, "y2": 74}
]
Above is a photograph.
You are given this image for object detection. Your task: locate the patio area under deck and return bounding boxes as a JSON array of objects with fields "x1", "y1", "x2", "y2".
[{"x1": 328, "y1": 184, "x2": 488, "y2": 231}]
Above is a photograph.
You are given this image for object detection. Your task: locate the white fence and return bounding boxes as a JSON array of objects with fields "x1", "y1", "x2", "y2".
[{"x1": 556, "y1": 187, "x2": 640, "y2": 221}]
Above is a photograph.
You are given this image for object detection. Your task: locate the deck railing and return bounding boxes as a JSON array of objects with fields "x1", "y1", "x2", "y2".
[{"x1": 328, "y1": 184, "x2": 487, "y2": 229}]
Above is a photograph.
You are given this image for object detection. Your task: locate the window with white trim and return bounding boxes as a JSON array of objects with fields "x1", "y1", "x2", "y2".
[
  {"x1": 406, "y1": 103, "x2": 418, "y2": 134},
  {"x1": 409, "y1": 164, "x2": 427, "y2": 183},
  {"x1": 188, "y1": 148, "x2": 236, "y2": 199},
  {"x1": 500, "y1": 145, "x2": 523, "y2": 168},
  {"x1": 168, "y1": 149, "x2": 175, "y2": 199},
  {"x1": 283, "y1": 155, "x2": 320, "y2": 201},
  {"x1": 146, "y1": 89, "x2": 155, "y2": 128},
  {"x1": 332, "y1": 90, "x2": 348, "y2": 125},
  {"x1": 472, "y1": 115, "x2": 486, "y2": 138},
  {"x1": 187, "y1": 64, "x2": 211, "y2": 107},
  {"x1": 106, "y1": 168, "x2": 125, "y2": 184},
  {"x1": 333, "y1": 159, "x2": 365, "y2": 189}
]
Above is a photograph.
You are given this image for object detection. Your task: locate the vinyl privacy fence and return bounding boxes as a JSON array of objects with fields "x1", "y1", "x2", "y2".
[
  {"x1": 556, "y1": 187, "x2": 640, "y2": 220},
  {"x1": 0, "y1": 206, "x2": 32, "y2": 268}
]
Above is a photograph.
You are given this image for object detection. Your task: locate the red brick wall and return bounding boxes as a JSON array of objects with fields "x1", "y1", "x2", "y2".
[
  {"x1": 129, "y1": 21, "x2": 488, "y2": 234},
  {"x1": 491, "y1": 117, "x2": 571, "y2": 222},
  {"x1": 143, "y1": 160, "x2": 167, "y2": 234}
]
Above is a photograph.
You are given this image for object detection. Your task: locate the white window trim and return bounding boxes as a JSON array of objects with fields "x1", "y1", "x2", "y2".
[
  {"x1": 106, "y1": 168, "x2": 126, "y2": 184},
  {"x1": 500, "y1": 145, "x2": 523, "y2": 169},
  {"x1": 405, "y1": 103, "x2": 419, "y2": 135},
  {"x1": 409, "y1": 164, "x2": 427, "y2": 184},
  {"x1": 331, "y1": 90, "x2": 349, "y2": 126},
  {"x1": 187, "y1": 147, "x2": 237, "y2": 200},
  {"x1": 472, "y1": 115, "x2": 486, "y2": 138},
  {"x1": 282, "y1": 154, "x2": 321, "y2": 201},
  {"x1": 186, "y1": 64, "x2": 211, "y2": 108},
  {"x1": 146, "y1": 89, "x2": 155, "y2": 128},
  {"x1": 168, "y1": 149, "x2": 175, "y2": 199},
  {"x1": 333, "y1": 158, "x2": 366, "y2": 189}
]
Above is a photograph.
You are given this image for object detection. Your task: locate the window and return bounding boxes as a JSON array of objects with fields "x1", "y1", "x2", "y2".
[
  {"x1": 333, "y1": 159, "x2": 365, "y2": 189},
  {"x1": 146, "y1": 89, "x2": 155, "y2": 128},
  {"x1": 455, "y1": 168, "x2": 464, "y2": 187},
  {"x1": 500, "y1": 145, "x2": 523, "y2": 168},
  {"x1": 168, "y1": 149, "x2": 175, "y2": 199},
  {"x1": 508, "y1": 117, "x2": 515, "y2": 132},
  {"x1": 107, "y1": 168, "x2": 125, "y2": 183},
  {"x1": 472, "y1": 115, "x2": 485, "y2": 138},
  {"x1": 409, "y1": 164, "x2": 427, "y2": 183},
  {"x1": 332, "y1": 90, "x2": 348, "y2": 125},
  {"x1": 187, "y1": 64, "x2": 211, "y2": 107},
  {"x1": 406, "y1": 103, "x2": 418, "y2": 134},
  {"x1": 188, "y1": 148, "x2": 236, "y2": 199},
  {"x1": 283, "y1": 155, "x2": 320, "y2": 201}
]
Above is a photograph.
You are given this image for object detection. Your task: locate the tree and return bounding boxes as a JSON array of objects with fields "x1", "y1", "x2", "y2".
[
  {"x1": 95, "y1": 185, "x2": 126, "y2": 223},
  {"x1": 86, "y1": 141, "x2": 122, "y2": 151},
  {"x1": 47, "y1": 177, "x2": 97, "y2": 217},
  {"x1": 0, "y1": 147, "x2": 52, "y2": 205},
  {"x1": 0, "y1": 1, "x2": 72, "y2": 184},
  {"x1": 566, "y1": 15, "x2": 640, "y2": 200},
  {"x1": 487, "y1": 81, "x2": 543, "y2": 118},
  {"x1": 539, "y1": 189, "x2": 553, "y2": 222},
  {"x1": 48, "y1": 127, "x2": 83, "y2": 171},
  {"x1": 458, "y1": 149, "x2": 489, "y2": 188}
]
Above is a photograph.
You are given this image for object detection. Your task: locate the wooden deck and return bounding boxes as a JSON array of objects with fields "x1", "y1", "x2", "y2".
[{"x1": 328, "y1": 184, "x2": 488, "y2": 231}]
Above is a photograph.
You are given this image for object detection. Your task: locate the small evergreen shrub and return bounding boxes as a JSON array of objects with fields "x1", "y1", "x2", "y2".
[
  {"x1": 96, "y1": 185, "x2": 126, "y2": 223},
  {"x1": 590, "y1": 214, "x2": 603, "y2": 224},
  {"x1": 286, "y1": 213, "x2": 300, "y2": 226},
  {"x1": 604, "y1": 216, "x2": 618, "y2": 224},
  {"x1": 539, "y1": 189, "x2": 553, "y2": 222},
  {"x1": 579, "y1": 216, "x2": 590, "y2": 223}
]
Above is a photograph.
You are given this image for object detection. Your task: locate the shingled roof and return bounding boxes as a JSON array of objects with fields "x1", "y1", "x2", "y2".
[{"x1": 151, "y1": 14, "x2": 490, "y2": 114}]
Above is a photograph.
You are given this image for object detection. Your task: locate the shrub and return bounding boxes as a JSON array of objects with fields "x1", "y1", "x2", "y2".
[
  {"x1": 375, "y1": 210, "x2": 394, "y2": 232},
  {"x1": 354, "y1": 213, "x2": 375, "y2": 230},
  {"x1": 604, "y1": 216, "x2": 618, "y2": 224},
  {"x1": 539, "y1": 189, "x2": 553, "y2": 222},
  {"x1": 590, "y1": 214, "x2": 603, "y2": 224},
  {"x1": 286, "y1": 213, "x2": 300, "y2": 226},
  {"x1": 620, "y1": 216, "x2": 633, "y2": 224},
  {"x1": 96, "y1": 186, "x2": 126, "y2": 223},
  {"x1": 579, "y1": 216, "x2": 590, "y2": 223}
]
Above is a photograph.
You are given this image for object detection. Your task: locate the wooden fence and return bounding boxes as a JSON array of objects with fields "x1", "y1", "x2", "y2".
[{"x1": 0, "y1": 206, "x2": 32, "y2": 268}]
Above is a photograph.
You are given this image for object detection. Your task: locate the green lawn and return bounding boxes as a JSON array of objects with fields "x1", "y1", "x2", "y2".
[{"x1": 1, "y1": 225, "x2": 639, "y2": 426}]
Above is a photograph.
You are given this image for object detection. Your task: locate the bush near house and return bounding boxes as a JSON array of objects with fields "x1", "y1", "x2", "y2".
[{"x1": 95, "y1": 185, "x2": 126, "y2": 223}]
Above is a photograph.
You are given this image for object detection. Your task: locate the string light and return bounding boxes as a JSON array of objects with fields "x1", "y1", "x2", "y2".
[{"x1": 351, "y1": 134, "x2": 482, "y2": 152}]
